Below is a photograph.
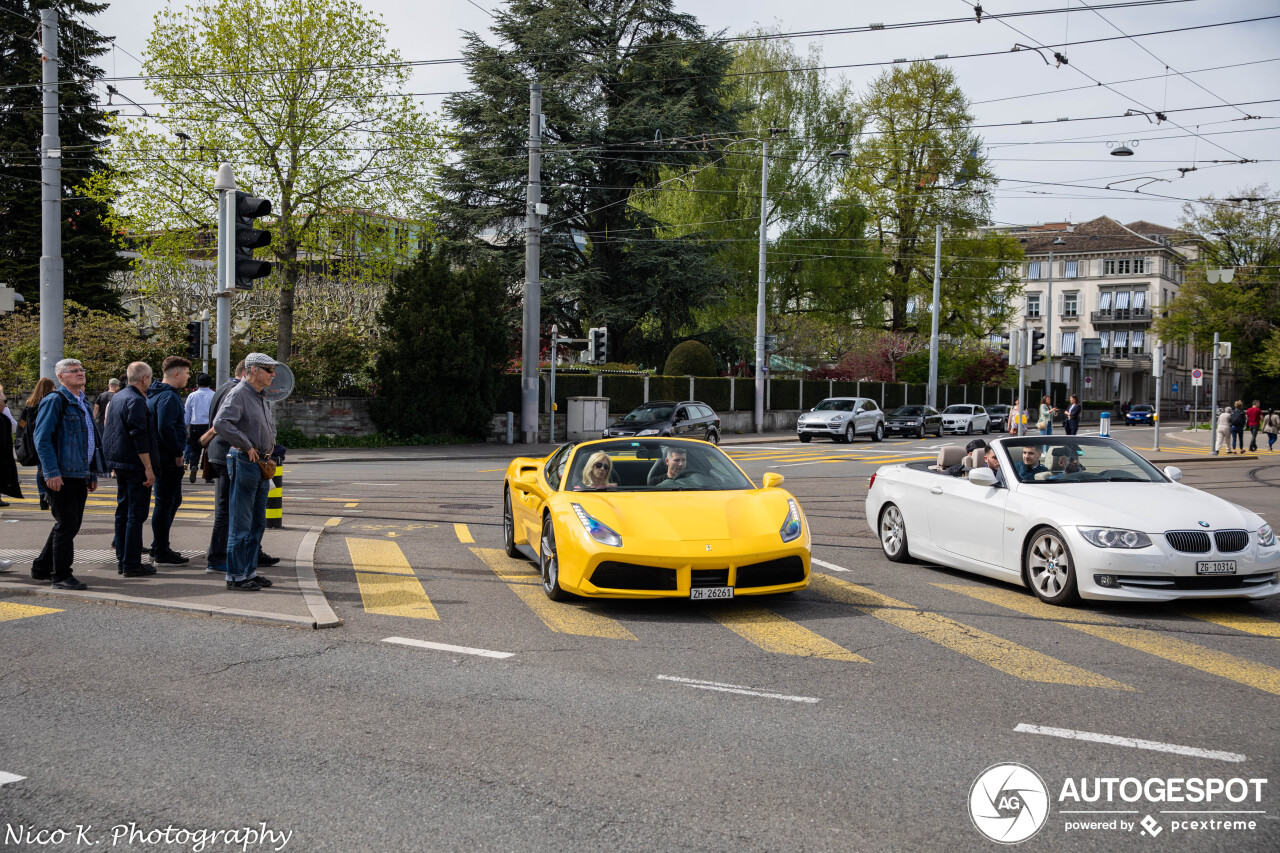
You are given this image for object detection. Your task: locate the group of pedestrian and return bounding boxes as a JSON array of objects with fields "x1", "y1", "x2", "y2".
[
  {"x1": 2, "y1": 353, "x2": 283, "y2": 592},
  {"x1": 1216, "y1": 399, "x2": 1280, "y2": 454},
  {"x1": 1007, "y1": 395, "x2": 1081, "y2": 436}
]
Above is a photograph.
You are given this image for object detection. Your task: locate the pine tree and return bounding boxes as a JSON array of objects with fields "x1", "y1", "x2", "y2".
[{"x1": 0, "y1": 0, "x2": 127, "y2": 312}]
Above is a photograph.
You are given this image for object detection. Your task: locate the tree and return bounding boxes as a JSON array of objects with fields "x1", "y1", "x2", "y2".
[
  {"x1": 370, "y1": 247, "x2": 512, "y2": 438},
  {"x1": 845, "y1": 62, "x2": 1023, "y2": 335},
  {"x1": 101, "y1": 0, "x2": 444, "y2": 362},
  {"x1": 0, "y1": 0, "x2": 128, "y2": 312},
  {"x1": 439, "y1": 0, "x2": 744, "y2": 359}
]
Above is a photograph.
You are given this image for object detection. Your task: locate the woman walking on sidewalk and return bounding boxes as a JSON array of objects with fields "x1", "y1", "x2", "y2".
[
  {"x1": 19, "y1": 378, "x2": 56, "y2": 509},
  {"x1": 1264, "y1": 408, "x2": 1280, "y2": 452},
  {"x1": 1216, "y1": 408, "x2": 1233, "y2": 455}
]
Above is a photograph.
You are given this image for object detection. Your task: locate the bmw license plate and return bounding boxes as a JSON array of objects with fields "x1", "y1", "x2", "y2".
[
  {"x1": 1196, "y1": 561, "x2": 1237, "y2": 575},
  {"x1": 690, "y1": 587, "x2": 734, "y2": 600}
]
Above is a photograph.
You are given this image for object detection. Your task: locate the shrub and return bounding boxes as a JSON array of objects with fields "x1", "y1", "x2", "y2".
[{"x1": 663, "y1": 340, "x2": 717, "y2": 377}]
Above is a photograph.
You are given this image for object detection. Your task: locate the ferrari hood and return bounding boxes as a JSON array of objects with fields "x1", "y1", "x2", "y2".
[
  {"x1": 569, "y1": 490, "x2": 793, "y2": 541},
  {"x1": 1024, "y1": 482, "x2": 1263, "y2": 534}
]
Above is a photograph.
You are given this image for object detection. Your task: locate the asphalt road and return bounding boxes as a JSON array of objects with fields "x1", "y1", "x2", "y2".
[{"x1": 2, "y1": 428, "x2": 1278, "y2": 852}]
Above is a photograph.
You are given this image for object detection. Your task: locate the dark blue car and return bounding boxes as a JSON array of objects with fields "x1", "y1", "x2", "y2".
[{"x1": 1125, "y1": 404, "x2": 1156, "y2": 425}]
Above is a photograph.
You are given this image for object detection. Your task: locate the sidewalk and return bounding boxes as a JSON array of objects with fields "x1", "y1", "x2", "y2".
[
  {"x1": 0, "y1": 488, "x2": 339, "y2": 629},
  {"x1": 1112, "y1": 421, "x2": 1266, "y2": 464}
]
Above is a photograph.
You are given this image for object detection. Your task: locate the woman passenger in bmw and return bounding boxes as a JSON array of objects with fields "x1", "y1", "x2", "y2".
[{"x1": 576, "y1": 450, "x2": 617, "y2": 490}]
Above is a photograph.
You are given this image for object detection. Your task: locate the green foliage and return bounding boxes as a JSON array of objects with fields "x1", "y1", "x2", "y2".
[
  {"x1": 290, "y1": 326, "x2": 374, "y2": 392},
  {"x1": 0, "y1": 0, "x2": 127, "y2": 312},
  {"x1": 664, "y1": 340, "x2": 717, "y2": 376},
  {"x1": 370, "y1": 246, "x2": 512, "y2": 438}
]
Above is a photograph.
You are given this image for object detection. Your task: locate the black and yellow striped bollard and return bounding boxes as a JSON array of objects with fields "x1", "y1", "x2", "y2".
[{"x1": 265, "y1": 461, "x2": 283, "y2": 528}]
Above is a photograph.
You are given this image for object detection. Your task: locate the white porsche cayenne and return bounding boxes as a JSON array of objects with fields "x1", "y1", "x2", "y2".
[{"x1": 865, "y1": 436, "x2": 1280, "y2": 605}]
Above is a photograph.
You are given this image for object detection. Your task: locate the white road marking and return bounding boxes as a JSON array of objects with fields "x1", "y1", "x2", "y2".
[
  {"x1": 0, "y1": 771, "x2": 25, "y2": 786},
  {"x1": 1015, "y1": 723, "x2": 1246, "y2": 762},
  {"x1": 352, "y1": 483, "x2": 400, "y2": 486},
  {"x1": 811, "y1": 558, "x2": 850, "y2": 573},
  {"x1": 383, "y1": 637, "x2": 514, "y2": 659},
  {"x1": 657, "y1": 675, "x2": 819, "y2": 703}
]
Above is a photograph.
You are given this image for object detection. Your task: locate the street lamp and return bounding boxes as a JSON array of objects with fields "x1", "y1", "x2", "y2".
[{"x1": 1046, "y1": 235, "x2": 1066, "y2": 403}]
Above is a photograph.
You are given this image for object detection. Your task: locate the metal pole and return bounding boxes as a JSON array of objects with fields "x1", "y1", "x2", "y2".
[
  {"x1": 549, "y1": 324, "x2": 557, "y2": 444},
  {"x1": 1153, "y1": 344, "x2": 1163, "y2": 451},
  {"x1": 754, "y1": 135, "x2": 770, "y2": 434},
  {"x1": 214, "y1": 164, "x2": 235, "y2": 388},
  {"x1": 1193, "y1": 382, "x2": 1199, "y2": 432},
  {"x1": 522, "y1": 83, "x2": 543, "y2": 444},
  {"x1": 200, "y1": 308, "x2": 210, "y2": 376},
  {"x1": 1018, "y1": 327, "x2": 1027, "y2": 437},
  {"x1": 38, "y1": 9, "x2": 63, "y2": 381},
  {"x1": 1210, "y1": 332, "x2": 1220, "y2": 453},
  {"x1": 927, "y1": 223, "x2": 941, "y2": 409},
  {"x1": 1045, "y1": 248, "x2": 1054, "y2": 405}
]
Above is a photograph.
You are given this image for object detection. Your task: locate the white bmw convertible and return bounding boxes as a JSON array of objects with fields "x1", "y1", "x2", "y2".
[{"x1": 866, "y1": 436, "x2": 1280, "y2": 605}]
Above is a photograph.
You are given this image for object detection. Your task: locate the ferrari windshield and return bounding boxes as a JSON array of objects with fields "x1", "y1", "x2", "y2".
[
  {"x1": 566, "y1": 440, "x2": 754, "y2": 492},
  {"x1": 1001, "y1": 437, "x2": 1166, "y2": 484},
  {"x1": 813, "y1": 399, "x2": 857, "y2": 412},
  {"x1": 619, "y1": 404, "x2": 673, "y2": 423}
]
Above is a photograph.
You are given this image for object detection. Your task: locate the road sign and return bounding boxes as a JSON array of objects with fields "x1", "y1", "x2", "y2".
[
  {"x1": 1171, "y1": 382, "x2": 1179, "y2": 393},
  {"x1": 1192, "y1": 376, "x2": 1203, "y2": 387},
  {"x1": 1191, "y1": 368, "x2": 1204, "y2": 380},
  {"x1": 1084, "y1": 376, "x2": 1093, "y2": 387}
]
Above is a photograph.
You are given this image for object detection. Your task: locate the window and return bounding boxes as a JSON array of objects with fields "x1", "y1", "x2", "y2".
[
  {"x1": 1026, "y1": 292, "x2": 1041, "y2": 318},
  {"x1": 1098, "y1": 291, "x2": 1113, "y2": 311},
  {"x1": 1060, "y1": 331, "x2": 1077, "y2": 355},
  {"x1": 1027, "y1": 261, "x2": 1043, "y2": 279},
  {"x1": 1131, "y1": 330, "x2": 1145, "y2": 352},
  {"x1": 1099, "y1": 331, "x2": 1112, "y2": 350},
  {"x1": 861, "y1": 400, "x2": 878, "y2": 412},
  {"x1": 1061, "y1": 292, "x2": 1079, "y2": 317},
  {"x1": 1103, "y1": 258, "x2": 1147, "y2": 275},
  {"x1": 1113, "y1": 331, "x2": 1129, "y2": 352},
  {"x1": 1115, "y1": 291, "x2": 1131, "y2": 310},
  {"x1": 1132, "y1": 291, "x2": 1147, "y2": 310},
  {"x1": 1064, "y1": 260, "x2": 1078, "y2": 278}
]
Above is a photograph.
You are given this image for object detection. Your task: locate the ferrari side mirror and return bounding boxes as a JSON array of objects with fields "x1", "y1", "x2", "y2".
[{"x1": 762, "y1": 472, "x2": 785, "y2": 489}]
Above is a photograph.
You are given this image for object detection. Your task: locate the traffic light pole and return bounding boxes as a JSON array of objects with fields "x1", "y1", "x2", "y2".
[
  {"x1": 754, "y1": 135, "x2": 770, "y2": 434},
  {"x1": 1210, "y1": 331, "x2": 1220, "y2": 454},
  {"x1": 200, "y1": 309, "x2": 210, "y2": 375},
  {"x1": 926, "y1": 223, "x2": 941, "y2": 409},
  {"x1": 522, "y1": 83, "x2": 543, "y2": 444},
  {"x1": 38, "y1": 9, "x2": 63, "y2": 381},
  {"x1": 214, "y1": 164, "x2": 236, "y2": 389}
]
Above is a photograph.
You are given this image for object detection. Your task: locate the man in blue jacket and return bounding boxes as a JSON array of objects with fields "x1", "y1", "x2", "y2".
[
  {"x1": 32, "y1": 358, "x2": 105, "y2": 590},
  {"x1": 147, "y1": 355, "x2": 191, "y2": 565},
  {"x1": 105, "y1": 362, "x2": 158, "y2": 576}
]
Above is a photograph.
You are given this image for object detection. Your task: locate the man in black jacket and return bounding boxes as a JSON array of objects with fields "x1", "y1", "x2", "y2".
[
  {"x1": 105, "y1": 362, "x2": 158, "y2": 576},
  {"x1": 147, "y1": 356, "x2": 191, "y2": 565}
]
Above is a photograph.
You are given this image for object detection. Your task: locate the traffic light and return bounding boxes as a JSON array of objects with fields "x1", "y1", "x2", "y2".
[
  {"x1": 233, "y1": 191, "x2": 273, "y2": 290},
  {"x1": 185, "y1": 321, "x2": 201, "y2": 360},
  {"x1": 589, "y1": 327, "x2": 608, "y2": 364},
  {"x1": 999, "y1": 330, "x2": 1021, "y2": 366},
  {"x1": 1029, "y1": 329, "x2": 1046, "y2": 364}
]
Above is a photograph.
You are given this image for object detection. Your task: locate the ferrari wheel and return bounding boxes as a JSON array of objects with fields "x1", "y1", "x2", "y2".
[
  {"x1": 843, "y1": 424, "x2": 855, "y2": 443},
  {"x1": 503, "y1": 489, "x2": 520, "y2": 558},
  {"x1": 1024, "y1": 527, "x2": 1080, "y2": 606},
  {"x1": 871, "y1": 422, "x2": 884, "y2": 442},
  {"x1": 540, "y1": 514, "x2": 571, "y2": 601},
  {"x1": 879, "y1": 504, "x2": 910, "y2": 563}
]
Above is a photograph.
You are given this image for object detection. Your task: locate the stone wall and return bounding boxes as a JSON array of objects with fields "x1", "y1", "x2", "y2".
[{"x1": 276, "y1": 396, "x2": 376, "y2": 438}]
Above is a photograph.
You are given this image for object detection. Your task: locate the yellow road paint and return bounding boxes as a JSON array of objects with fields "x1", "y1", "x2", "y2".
[
  {"x1": 454, "y1": 523, "x2": 475, "y2": 544},
  {"x1": 478, "y1": 468, "x2": 508, "y2": 473},
  {"x1": 1185, "y1": 610, "x2": 1280, "y2": 639},
  {"x1": 345, "y1": 537, "x2": 439, "y2": 620},
  {"x1": 938, "y1": 584, "x2": 1280, "y2": 697},
  {"x1": 470, "y1": 548, "x2": 636, "y2": 640},
  {"x1": 344, "y1": 502, "x2": 359, "y2": 508},
  {"x1": 812, "y1": 575, "x2": 1132, "y2": 690},
  {"x1": 325, "y1": 517, "x2": 343, "y2": 527},
  {"x1": 707, "y1": 605, "x2": 868, "y2": 662},
  {"x1": 0, "y1": 601, "x2": 63, "y2": 622}
]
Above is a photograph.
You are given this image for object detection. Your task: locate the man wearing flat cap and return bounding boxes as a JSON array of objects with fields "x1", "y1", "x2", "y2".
[{"x1": 211, "y1": 352, "x2": 279, "y2": 591}]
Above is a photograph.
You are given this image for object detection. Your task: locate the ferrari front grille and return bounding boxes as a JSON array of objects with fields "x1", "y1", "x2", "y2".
[
  {"x1": 1214, "y1": 530, "x2": 1249, "y2": 553},
  {"x1": 1164, "y1": 531, "x2": 1211, "y2": 553},
  {"x1": 590, "y1": 562, "x2": 678, "y2": 591},
  {"x1": 690, "y1": 569, "x2": 730, "y2": 588},
  {"x1": 735, "y1": 556, "x2": 806, "y2": 588}
]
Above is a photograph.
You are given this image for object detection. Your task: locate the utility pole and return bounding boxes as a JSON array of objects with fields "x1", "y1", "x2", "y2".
[
  {"x1": 1018, "y1": 326, "x2": 1028, "y2": 437},
  {"x1": 754, "y1": 134, "x2": 771, "y2": 434},
  {"x1": 522, "y1": 83, "x2": 543, "y2": 444},
  {"x1": 200, "y1": 308, "x2": 211, "y2": 376},
  {"x1": 1153, "y1": 344, "x2": 1163, "y2": 451},
  {"x1": 1045, "y1": 237, "x2": 1065, "y2": 404},
  {"x1": 926, "y1": 223, "x2": 942, "y2": 409},
  {"x1": 1210, "y1": 331, "x2": 1220, "y2": 453},
  {"x1": 38, "y1": 9, "x2": 63, "y2": 381},
  {"x1": 214, "y1": 164, "x2": 235, "y2": 388}
]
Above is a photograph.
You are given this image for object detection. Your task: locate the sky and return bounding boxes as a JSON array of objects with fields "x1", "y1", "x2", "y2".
[{"x1": 90, "y1": 0, "x2": 1280, "y2": 230}]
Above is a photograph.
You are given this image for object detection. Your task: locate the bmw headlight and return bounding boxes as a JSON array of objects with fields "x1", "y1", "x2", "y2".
[
  {"x1": 572, "y1": 503, "x2": 622, "y2": 548},
  {"x1": 1259, "y1": 524, "x2": 1276, "y2": 547},
  {"x1": 1078, "y1": 526, "x2": 1152, "y2": 549},
  {"x1": 637, "y1": 429, "x2": 659, "y2": 436},
  {"x1": 780, "y1": 499, "x2": 803, "y2": 543}
]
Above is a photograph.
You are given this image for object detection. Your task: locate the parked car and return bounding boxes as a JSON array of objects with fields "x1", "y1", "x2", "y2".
[
  {"x1": 884, "y1": 405, "x2": 942, "y2": 438},
  {"x1": 796, "y1": 397, "x2": 885, "y2": 443},
  {"x1": 941, "y1": 404, "x2": 990, "y2": 435},
  {"x1": 1126, "y1": 404, "x2": 1156, "y2": 426},
  {"x1": 603, "y1": 401, "x2": 721, "y2": 443},
  {"x1": 987, "y1": 404, "x2": 1011, "y2": 432}
]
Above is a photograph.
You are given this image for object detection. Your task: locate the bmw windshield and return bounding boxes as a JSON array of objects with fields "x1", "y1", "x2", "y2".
[{"x1": 1001, "y1": 438, "x2": 1166, "y2": 484}]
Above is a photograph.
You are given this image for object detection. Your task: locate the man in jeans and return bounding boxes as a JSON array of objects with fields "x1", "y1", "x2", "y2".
[
  {"x1": 212, "y1": 353, "x2": 279, "y2": 591},
  {"x1": 1247, "y1": 399, "x2": 1263, "y2": 452},
  {"x1": 104, "y1": 362, "x2": 158, "y2": 576},
  {"x1": 147, "y1": 356, "x2": 191, "y2": 566},
  {"x1": 203, "y1": 360, "x2": 243, "y2": 577},
  {"x1": 32, "y1": 359, "x2": 105, "y2": 590}
]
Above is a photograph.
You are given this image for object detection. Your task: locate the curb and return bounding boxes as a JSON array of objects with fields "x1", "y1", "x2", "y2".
[{"x1": 295, "y1": 522, "x2": 342, "y2": 628}]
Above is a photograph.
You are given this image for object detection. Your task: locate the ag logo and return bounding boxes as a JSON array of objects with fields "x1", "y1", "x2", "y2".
[{"x1": 969, "y1": 763, "x2": 1050, "y2": 844}]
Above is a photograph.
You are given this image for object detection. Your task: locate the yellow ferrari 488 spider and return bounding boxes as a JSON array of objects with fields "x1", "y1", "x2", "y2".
[{"x1": 502, "y1": 438, "x2": 811, "y2": 600}]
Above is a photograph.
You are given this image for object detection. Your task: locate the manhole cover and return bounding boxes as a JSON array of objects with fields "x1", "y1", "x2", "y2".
[
  {"x1": 80, "y1": 528, "x2": 115, "y2": 535},
  {"x1": 437, "y1": 504, "x2": 492, "y2": 510}
]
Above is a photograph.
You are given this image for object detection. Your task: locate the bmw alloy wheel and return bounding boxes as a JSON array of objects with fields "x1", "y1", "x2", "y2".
[
  {"x1": 540, "y1": 514, "x2": 570, "y2": 601},
  {"x1": 879, "y1": 504, "x2": 909, "y2": 563},
  {"x1": 1025, "y1": 527, "x2": 1079, "y2": 605}
]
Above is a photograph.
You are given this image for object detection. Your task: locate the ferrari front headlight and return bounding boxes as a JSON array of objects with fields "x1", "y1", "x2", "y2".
[
  {"x1": 572, "y1": 503, "x2": 622, "y2": 547},
  {"x1": 780, "y1": 498, "x2": 803, "y2": 543},
  {"x1": 1258, "y1": 524, "x2": 1275, "y2": 547},
  {"x1": 1078, "y1": 526, "x2": 1152, "y2": 549}
]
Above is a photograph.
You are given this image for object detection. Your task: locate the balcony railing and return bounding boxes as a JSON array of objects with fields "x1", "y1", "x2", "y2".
[{"x1": 1090, "y1": 308, "x2": 1152, "y2": 324}]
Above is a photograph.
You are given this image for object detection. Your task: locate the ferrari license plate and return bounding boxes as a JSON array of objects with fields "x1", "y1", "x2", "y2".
[
  {"x1": 1196, "y1": 560, "x2": 1237, "y2": 575},
  {"x1": 690, "y1": 587, "x2": 734, "y2": 600}
]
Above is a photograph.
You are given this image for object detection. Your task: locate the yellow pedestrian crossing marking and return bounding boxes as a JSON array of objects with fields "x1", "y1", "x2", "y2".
[
  {"x1": 1183, "y1": 610, "x2": 1280, "y2": 639},
  {"x1": 812, "y1": 575, "x2": 1132, "y2": 690},
  {"x1": 0, "y1": 601, "x2": 63, "y2": 622},
  {"x1": 938, "y1": 584, "x2": 1280, "y2": 697},
  {"x1": 707, "y1": 605, "x2": 868, "y2": 662},
  {"x1": 470, "y1": 548, "x2": 636, "y2": 640},
  {"x1": 345, "y1": 537, "x2": 439, "y2": 621},
  {"x1": 454, "y1": 523, "x2": 474, "y2": 543}
]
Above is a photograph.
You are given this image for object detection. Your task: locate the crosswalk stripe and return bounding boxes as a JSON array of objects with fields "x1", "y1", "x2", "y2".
[
  {"x1": 812, "y1": 575, "x2": 1132, "y2": 690},
  {"x1": 706, "y1": 605, "x2": 868, "y2": 662},
  {"x1": 454, "y1": 523, "x2": 474, "y2": 543},
  {"x1": 1183, "y1": 610, "x2": 1280, "y2": 639},
  {"x1": 937, "y1": 584, "x2": 1280, "y2": 697},
  {"x1": 345, "y1": 537, "x2": 439, "y2": 620},
  {"x1": 469, "y1": 548, "x2": 637, "y2": 640},
  {"x1": 0, "y1": 601, "x2": 63, "y2": 622}
]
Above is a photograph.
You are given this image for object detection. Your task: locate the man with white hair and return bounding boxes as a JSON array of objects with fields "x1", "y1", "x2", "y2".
[
  {"x1": 32, "y1": 358, "x2": 105, "y2": 590},
  {"x1": 105, "y1": 362, "x2": 158, "y2": 577}
]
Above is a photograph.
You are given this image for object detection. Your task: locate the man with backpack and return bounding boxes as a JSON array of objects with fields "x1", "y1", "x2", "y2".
[{"x1": 1228, "y1": 401, "x2": 1247, "y2": 454}]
